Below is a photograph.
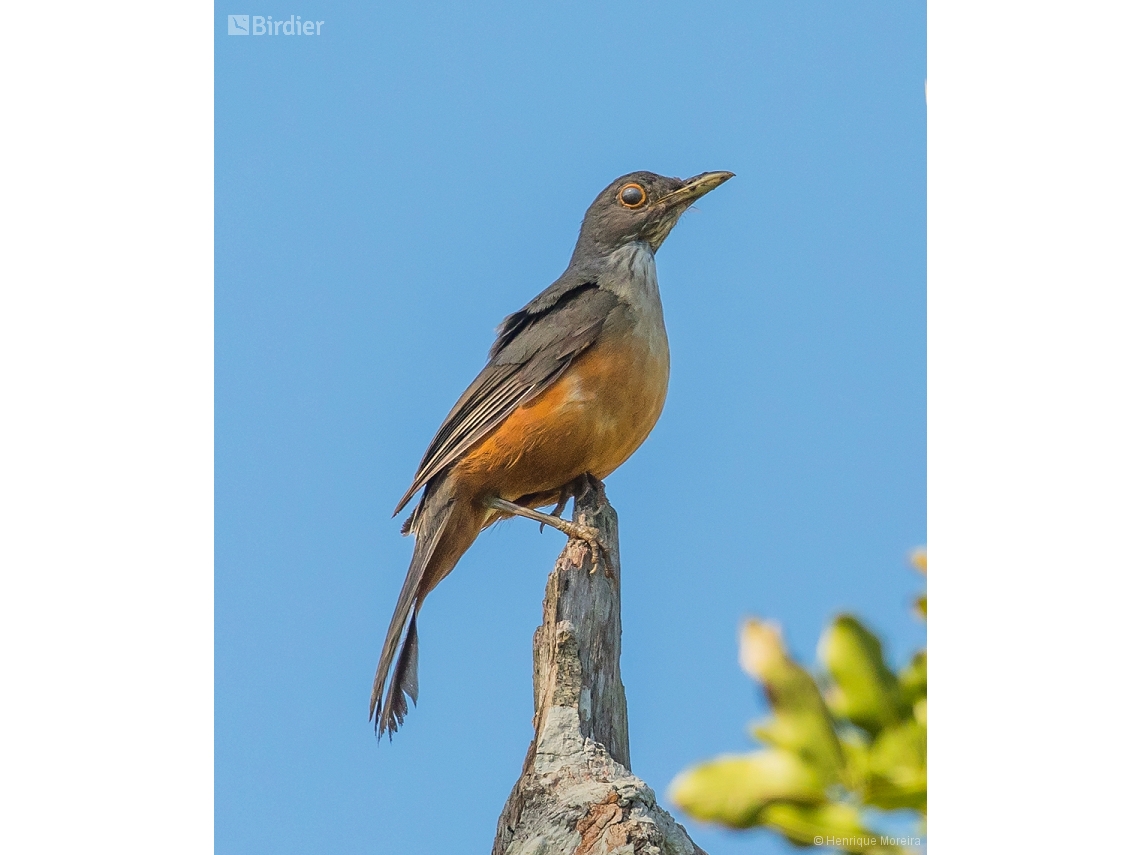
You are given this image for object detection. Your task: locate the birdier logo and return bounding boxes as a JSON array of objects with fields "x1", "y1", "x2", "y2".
[{"x1": 227, "y1": 14, "x2": 325, "y2": 36}]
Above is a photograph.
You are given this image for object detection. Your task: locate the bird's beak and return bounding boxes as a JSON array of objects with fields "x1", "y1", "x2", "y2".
[{"x1": 655, "y1": 171, "x2": 735, "y2": 209}]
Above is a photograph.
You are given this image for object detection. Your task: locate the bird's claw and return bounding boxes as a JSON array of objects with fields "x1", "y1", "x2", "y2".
[{"x1": 565, "y1": 522, "x2": 614, "y2": 578}]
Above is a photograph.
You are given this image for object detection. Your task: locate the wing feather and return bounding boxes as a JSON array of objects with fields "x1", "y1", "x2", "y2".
[{"x1": 393, "y1": 282, "x2": 617, "y2": 515}]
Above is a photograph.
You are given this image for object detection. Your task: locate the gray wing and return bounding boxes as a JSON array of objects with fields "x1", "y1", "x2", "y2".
[{"x1": 393, "y1": 280, "x2": 618, "y2": 515}]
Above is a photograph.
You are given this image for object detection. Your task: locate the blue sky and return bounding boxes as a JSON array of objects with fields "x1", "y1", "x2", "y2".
[{"x1": 215, "y1": 3, "x2": 925, "y2": 853}]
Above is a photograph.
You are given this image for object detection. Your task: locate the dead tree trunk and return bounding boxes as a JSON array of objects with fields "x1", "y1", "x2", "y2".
[{"x1": 492, "y1": 476, "x2": 707, "y2": 855}]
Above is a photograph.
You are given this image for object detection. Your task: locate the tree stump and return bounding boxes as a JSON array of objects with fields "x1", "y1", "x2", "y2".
[{"x1": 492, "y1": 476, "x2": 707, "y2": 855}]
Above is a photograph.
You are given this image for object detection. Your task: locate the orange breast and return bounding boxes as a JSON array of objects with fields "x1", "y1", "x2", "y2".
[{"x1": 453, "y1": 330, "x2": 669, "y2": 505}]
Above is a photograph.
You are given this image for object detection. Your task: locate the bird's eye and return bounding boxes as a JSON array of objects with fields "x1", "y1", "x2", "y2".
[{"x1": 618, "y1": 183, "x2": 647, "y2": 209}]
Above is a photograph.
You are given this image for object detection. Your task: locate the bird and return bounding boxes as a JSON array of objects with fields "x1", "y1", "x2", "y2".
[{"x1": 371, "y1": 170, "x2": 734, "y2": 737}]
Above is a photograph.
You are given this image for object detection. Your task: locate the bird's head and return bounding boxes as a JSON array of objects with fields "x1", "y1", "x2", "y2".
[{"x1": 572, "y1": 170, "x2": 734, "y2": 259}]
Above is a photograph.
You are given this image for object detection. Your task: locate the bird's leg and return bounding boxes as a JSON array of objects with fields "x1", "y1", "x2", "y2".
[
  {"x1": 538, "y1": 482, "x2": 574, "y2": 533},
  {"x1": 485, "y1": 495, "x2": 613, "y2": 575}
]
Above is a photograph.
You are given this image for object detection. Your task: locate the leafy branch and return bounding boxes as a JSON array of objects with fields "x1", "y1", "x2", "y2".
[{"x1": 669, "y1": 551, "x2": 927, "y2": 854}]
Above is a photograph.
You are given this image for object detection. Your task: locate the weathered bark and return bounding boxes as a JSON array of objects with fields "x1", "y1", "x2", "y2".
[{"x1": 492, "y1": 476, "x2": 707, "y2": 855}]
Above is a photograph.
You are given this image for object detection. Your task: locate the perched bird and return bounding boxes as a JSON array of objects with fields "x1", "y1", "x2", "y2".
[{"x1": 372, "y1": 170, "x2": 734, "y2": 737}]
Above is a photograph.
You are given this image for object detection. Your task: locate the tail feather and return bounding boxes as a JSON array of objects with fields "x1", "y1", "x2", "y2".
[
  {"x1": 381, "y1": 613, "x2": 420, "y2": 735},
  {"x1": 370, "y1": 483, "x2": 458, "y2": 738}
]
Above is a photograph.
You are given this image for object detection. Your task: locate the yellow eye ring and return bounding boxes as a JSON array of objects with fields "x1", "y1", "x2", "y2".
[{"x1": 617, "y1": 183, "x2": 647, "y2": 209}]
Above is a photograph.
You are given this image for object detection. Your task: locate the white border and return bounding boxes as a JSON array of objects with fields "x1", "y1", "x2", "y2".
[
  {"x1": 930, "y1": 1, "x2": 1139, "y2": 849},
  {"x1": 1, "y1": 3, "x2": 213, "y2": 851}
]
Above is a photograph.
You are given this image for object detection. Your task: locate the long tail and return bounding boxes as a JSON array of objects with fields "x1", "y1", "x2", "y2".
[{"x1": 370, "y1": 480, "x2": 477, "y2": 738}]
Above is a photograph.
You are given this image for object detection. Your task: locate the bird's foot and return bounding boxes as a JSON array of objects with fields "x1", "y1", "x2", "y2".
[
  {"x1": 557, "y1": 520, "x2": 614, "y2": 577},
  {"x1": 485, "y1": 495, "x2": 614, "y2": 577}
]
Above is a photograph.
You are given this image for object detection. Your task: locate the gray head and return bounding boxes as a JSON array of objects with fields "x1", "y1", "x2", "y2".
[{"x1": 570, "y1": 170, "x2": 734, "y2": 262}]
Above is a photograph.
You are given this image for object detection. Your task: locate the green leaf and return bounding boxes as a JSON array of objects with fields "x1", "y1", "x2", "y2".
[
  {"x1": 837, "y1": 731, "x2": 871, "y2": 792},
  {"x1": 672, "y1": 557, "x2": 927, "y2": 853},
  {"x1": 863, "y1": 719, "x2": 927, "y2": 813},
  {"x1": 739, "y1": 619, "x2": 845, "y2": 778},
  {"x1": 898, "y1": 651, "x2": 926, "y2": 709},
  {"x1": 668, "y1": 750, "x2": 827, "y2": 828},
  {"x1": 819, "y1": 615, "x2": 905, "y2": 735}
]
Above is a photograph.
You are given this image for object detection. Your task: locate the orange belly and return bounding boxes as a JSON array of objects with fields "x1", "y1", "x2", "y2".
[{"x1": 453, "y1": 331, "x2": 669, "y2": 506}]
